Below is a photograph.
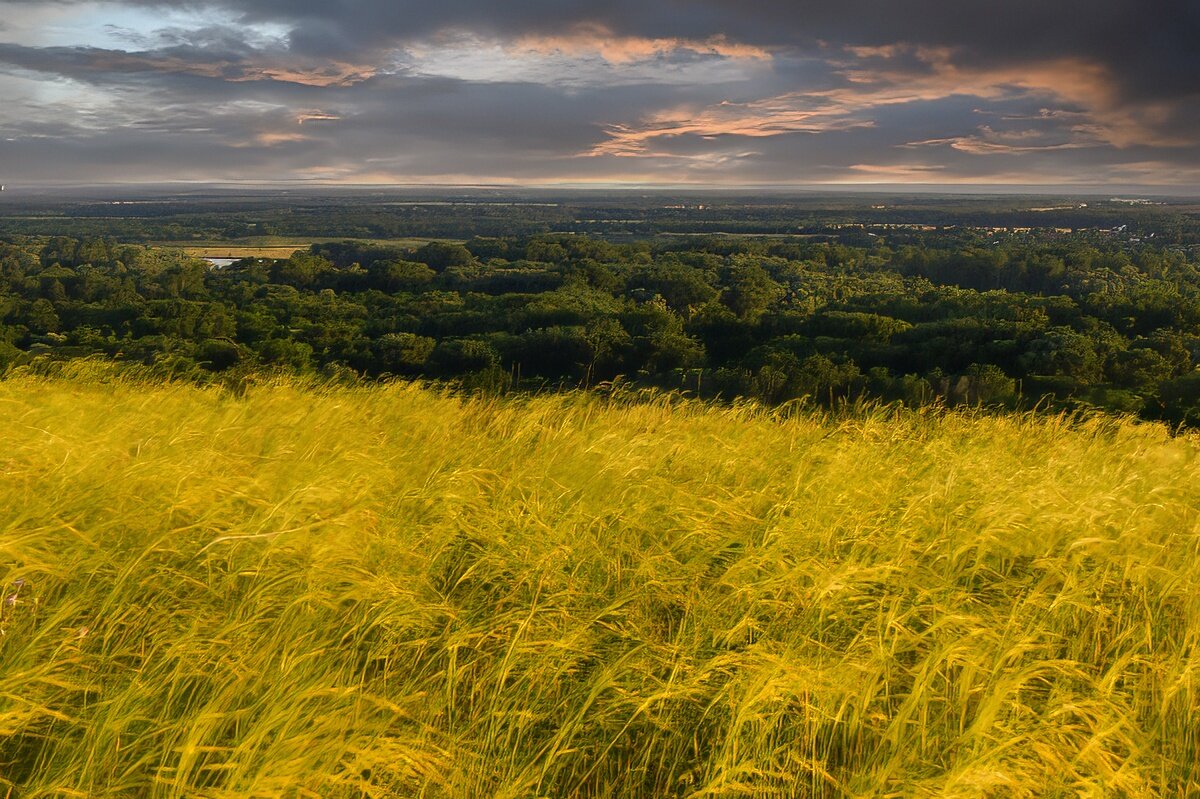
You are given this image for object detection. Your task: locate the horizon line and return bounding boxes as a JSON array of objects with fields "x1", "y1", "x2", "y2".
[{"x1": 2, "y1": 180, "x2": 1198, "y2": 198}]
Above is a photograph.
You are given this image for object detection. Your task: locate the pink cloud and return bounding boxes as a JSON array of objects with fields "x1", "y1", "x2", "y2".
[{"x1": 510, "y1": 24, "x2": 772, "y2": 63}]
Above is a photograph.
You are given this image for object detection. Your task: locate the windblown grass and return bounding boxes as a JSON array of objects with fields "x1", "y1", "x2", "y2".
[{"x1": 1, "y1": 366, "x2": 1198, "y2": 797}]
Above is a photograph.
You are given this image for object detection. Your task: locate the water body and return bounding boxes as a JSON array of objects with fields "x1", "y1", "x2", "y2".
[{"x1": 204, "y1": 258, "x2": 238, "y2": 269}]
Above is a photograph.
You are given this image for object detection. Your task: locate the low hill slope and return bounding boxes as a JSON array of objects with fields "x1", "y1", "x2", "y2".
[{"x1": 1, "y1": 372, "x2": 1198, "y2": 797}]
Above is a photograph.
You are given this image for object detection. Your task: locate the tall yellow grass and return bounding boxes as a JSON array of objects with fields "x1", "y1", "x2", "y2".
[{"x1": 1, "y1": 366, "x2": 1198, "y2": 797}]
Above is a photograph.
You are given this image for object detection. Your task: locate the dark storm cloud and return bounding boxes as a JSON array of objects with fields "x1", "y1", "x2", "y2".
[
  {"x1": 48, "y1": 0, "x2": 1194, "y2": 101},
  {"x1": 0, "y1": 0, "x2": 1197, "y2": 185}
]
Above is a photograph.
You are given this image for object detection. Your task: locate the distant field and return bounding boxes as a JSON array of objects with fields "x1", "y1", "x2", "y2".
[
  {"x1": 179, "y1": 245, "x2": 310, "y2": 259},
  {"x1": 1, "y1": 369, "x2": 1198, "y2": 797},
  {"x1": 154, "y1": 236, "x2": 460, "y2": 260}
]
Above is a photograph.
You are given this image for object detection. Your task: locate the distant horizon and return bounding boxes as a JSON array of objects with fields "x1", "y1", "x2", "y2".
[{"x1": 2, "y1": 181, "x2": 1198, "y2": 200}]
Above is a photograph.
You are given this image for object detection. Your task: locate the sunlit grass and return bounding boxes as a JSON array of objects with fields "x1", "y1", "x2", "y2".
[
  {"x1": 1, "y1": 365, "x2": 1198, "y2": 797},
  {"x1": 157, "y1": 236, "x2": 460, "y2": 260}
]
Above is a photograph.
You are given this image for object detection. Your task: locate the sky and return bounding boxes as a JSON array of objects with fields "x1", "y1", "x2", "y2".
[{"x1": 0, "y1": 0, "x2": 1198, "y2": 188}]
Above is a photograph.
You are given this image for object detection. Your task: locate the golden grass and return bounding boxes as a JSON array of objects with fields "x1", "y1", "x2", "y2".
[
  {"x1": 1, "y1": 367, "x2": 1198, "y2": 797},
  {"x1": 179, "y1": 247, "x2": 309, "y2": 260},
  {"x1": 157, "y1": 237, "x2": 460, "y2": 260}
]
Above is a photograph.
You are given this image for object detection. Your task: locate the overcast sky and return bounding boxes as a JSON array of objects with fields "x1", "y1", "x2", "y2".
[{"x1": 0, "y1": 0, "x2": 1197, "y2": 187}]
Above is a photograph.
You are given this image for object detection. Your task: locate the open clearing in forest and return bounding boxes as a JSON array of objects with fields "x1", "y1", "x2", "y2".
[{"x1": 153, "y1": 236, "x2": 461, "y2": 260}]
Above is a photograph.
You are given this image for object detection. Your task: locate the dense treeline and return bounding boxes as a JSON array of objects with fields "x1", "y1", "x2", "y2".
[
  {"x1": 3, "y1": 192, "x2": 1199, "y2": 243},
  {"x1": 3, "y1": 233, "x2": 1200, "y2": 424}
]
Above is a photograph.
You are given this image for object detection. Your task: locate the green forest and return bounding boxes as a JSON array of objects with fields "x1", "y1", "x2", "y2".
[{"x1": 3, "y1": 231, "x2": 1200, "y2": 424}]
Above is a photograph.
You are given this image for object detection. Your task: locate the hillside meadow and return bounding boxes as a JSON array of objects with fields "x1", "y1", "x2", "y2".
[{"x1": 1, "y1": 368, "x2": 1198, "y2": 797}]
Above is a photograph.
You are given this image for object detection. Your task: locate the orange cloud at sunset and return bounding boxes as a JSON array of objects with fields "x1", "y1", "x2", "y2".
[{"x1": 511, "y1": 24, "x2": 771, "y2": 63}]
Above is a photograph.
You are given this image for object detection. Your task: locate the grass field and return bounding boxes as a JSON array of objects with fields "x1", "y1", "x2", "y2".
[
  {"x1": 153, "y1": 237, "x2": 459, "y2": 260},
  {"x1": 1, "y1": 368, "x2": 1198, "y2": 797}
]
